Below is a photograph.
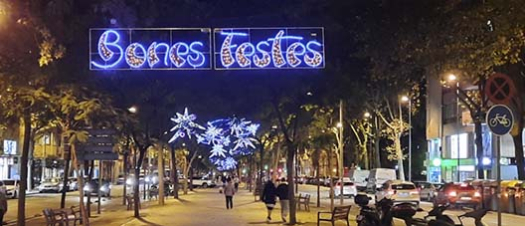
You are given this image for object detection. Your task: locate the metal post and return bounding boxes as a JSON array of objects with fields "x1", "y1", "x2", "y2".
[
  {"x1": 97, "y1": 160, "x2": 102, "y2": 214},
  {"x1": 408, "y1": 100, "x2": 412, "y2": 182},
  {"x1": 496, "y1": 136, "x2": 502, "y2": 226},
  {"x1": 398, "y1": 101, "x2": 405, "y2": 181},
  {"x1": 456, "y1": 82, "x2": 461, "y2": 182},
  {"x1": 339, "y1": 100, "x2": 344, "y2": 205}
]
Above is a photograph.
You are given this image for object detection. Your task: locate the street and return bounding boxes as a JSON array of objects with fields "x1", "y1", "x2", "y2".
[{"x1": 5, "y1": 184, "x2": 525, "y2": 226}]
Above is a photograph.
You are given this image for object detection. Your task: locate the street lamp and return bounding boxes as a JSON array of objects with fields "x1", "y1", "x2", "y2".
[
  {"x1": 128, "y1": 106, "x2": 138, "y2": 114},
  {"x1": 364, "y1": 112, "x2": 371, "y2": 119},
  {"x1": 400, "y1": 95, "x2": 412, "y2": 182}
]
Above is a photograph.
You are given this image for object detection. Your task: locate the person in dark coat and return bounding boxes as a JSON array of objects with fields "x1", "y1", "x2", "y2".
[
  {"x1": 261, "y1": 179, "x2": 277, "y2": 223},
  {"x1": 276, "y1": 178, "x2": 289, "y2": 222}
]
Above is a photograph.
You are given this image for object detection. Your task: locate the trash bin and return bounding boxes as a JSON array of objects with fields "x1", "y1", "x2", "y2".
[
  {"x1": 507, "y1": 180, "x2": 522, "y2": 214},
  {"x1": 515, "y1": 181, "x2": 525, "y2": 215},
  {"x1": 514, "y1": 181, "x2": 525, "y2": 215},
  {"x1": 482, "y1": 180, "x2": 498, "y2": 211},
  {"x1": 500, "y1": 181, "x2": 511, "y2": 213}
]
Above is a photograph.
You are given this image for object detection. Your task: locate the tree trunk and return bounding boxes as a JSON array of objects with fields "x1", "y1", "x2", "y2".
[
  {"x1": 122, "y1": 152, "x2": 128, "y2": 205},
  {"x1": 375, "y1": 116, "x2": 381, "y2": 168},
  {"x1": 286, "y1": 143, "x2": 297, "y2": 224},
  {"x1": 474, "y1": 118, "x2": 484, "y2": 179},
  {"x1": 17, "y1": 113, "x2": 31, "y2": 226},
  {"x1": 258, "y1": 144, "x2": 264, "y2": 190},
  {"x1": 72, "y1": 144, "x2": 89, "y2": 226},
  {"x1": 60, "y1": 149, "x2": 71, "y2": 208},
  {"x1": 158, "y1": 146, "x2": 165, "y2": 205},
  {"x1": 133, "y1": 166, "x2": 141, "y2": 217},
  {"x1": 513, "y1": 123, "x2": 525, "y2": 180},
  {"x1": 170, "y1": 145, "x2": 179, "y2": 199},
  {"x1": 396, "y1": 135, "x2": 406, "y2": 181}
]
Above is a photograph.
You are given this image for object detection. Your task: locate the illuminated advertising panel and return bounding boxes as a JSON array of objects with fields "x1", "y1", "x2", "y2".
[
  {"x1": 214, "y1": 27, "x2": 325, "y2": 70},
  {"x1": 89, "y1": 28, "x2": 212, "y2": 70}
]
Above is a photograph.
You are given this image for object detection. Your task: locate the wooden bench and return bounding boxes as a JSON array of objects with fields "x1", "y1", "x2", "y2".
[
  {"x1": 297, "y1": 193, "x2": 311, "y2": 211},
  {"x1": 126, "y1": 195, "x2": 141, "y2": 211},
  {"x1": 43, "y1": 208, "x2": 68, "y2": 226},
  {"x1": 317, "y1": 205, "x2": 352, "y2": 226}
]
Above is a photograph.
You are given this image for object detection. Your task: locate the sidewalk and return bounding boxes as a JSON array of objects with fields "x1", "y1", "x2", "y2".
[{"x1": 79, "y1": 187, "x2": 357, "y2": 226}]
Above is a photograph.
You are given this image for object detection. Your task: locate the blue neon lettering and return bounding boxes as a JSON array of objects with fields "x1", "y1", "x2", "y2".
[
  {"x1": 304, "y1": 41, "x2": 323, "y2": 67},
  {"x1": 220, "y1": 32, "x2": 248, "y2": 68},
  {"x1": 235, "y1": 43, "x2": 255, "y2": 67},
  {"x1": 271, "y1": 30, "x2": 286, "y2": 68},
  {"x1": 170, "y1": 42, "x2": 189, "y2": 68},
  {"x1": 147, "y1": 42, "x2": 170, "y2": 67},
  {"x1": 286, "y1": 42, "x2": 306, "y2": 67},
  {"x1": 125, "y1": 43, "x2": 146, "y2": 68},
  {"x1": 253, "y1": 41, "x2": 271, "y2": 68},
  {"x1": 188, "y1": 42, "x2": 206, "y2": 68},
  {"x1": 91, "y1": 30, "x2": 124, "y2": 69}
]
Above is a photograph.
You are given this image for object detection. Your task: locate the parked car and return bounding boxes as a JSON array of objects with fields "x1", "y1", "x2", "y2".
[
  {"x1": 68, "y1": 178, "x2": 79, "y2": 191},
  {"x1": 433, "y1": 183, "x2": 481, "y2": 209},
  {"x1": 334, "y1": 180, "x2": 357, "y2": 198},
  {"x1": 0, "y1": 179, "x2": 19, "y2": 198},
  {"x1": 84, "y1": 179, "x2": 112, "y2": 197},
  {"x1": 38, "y1": 178, "x2": 66, "y2": 193},
  {"x1": 366, "y1": 168, "x2": 397, "y2": 193},
  {"x1": 191, "y1": 176, "x2": 215, "y2": 188},
  {"x1": 375, "y1": 180, "x2": 420, "y2": 207},
  {"x1": 414, "y1": 181, "x2": 439, "y2": 201}
]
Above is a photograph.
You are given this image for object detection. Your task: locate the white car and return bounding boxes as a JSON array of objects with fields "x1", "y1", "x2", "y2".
[
  {"x1": 375, "y1": 180, "x2": 420, "y2": 207},
  {"x1": 334, "y1": 180, "x2": 357, "y2": 198},
  {"x1": 191, "y1": 176, "x2": 215, "y2": 188},
  {"x1": 38, "y1": 178, "x2": 66, "y2": 193},
  {"x1": 0, "y1": 180, "x2": 19, "y2": 198},
  {"x1": 366, "y1": 168, "x2": 396, "y2": 193}
]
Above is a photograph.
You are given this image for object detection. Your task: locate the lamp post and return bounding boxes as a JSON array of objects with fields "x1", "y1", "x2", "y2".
[{"x1": 401, "y1": 96, "x2": 412, "y2": 182}]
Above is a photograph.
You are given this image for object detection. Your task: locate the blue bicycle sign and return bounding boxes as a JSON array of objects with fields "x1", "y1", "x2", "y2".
[{"x1": 486, "y1": 104, "x2": 514, "y2": 136}]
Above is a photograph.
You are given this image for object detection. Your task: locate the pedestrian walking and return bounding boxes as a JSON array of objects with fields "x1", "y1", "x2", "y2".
[
  {"x1": 233, "y1": 176, "x2": 240, "y2": 192},
  {"x1": 224, "y1": 178, "x2": 235, "y2": 209},
  {"x1": 261, "y1": 179, "x2": 277, "y2": 223},
  {"x1": 276, "y1": 178, "x2": 289, "y2": 223},
  {"x1": 0, "y1": 187, "x2": 7, "y2": 225}
]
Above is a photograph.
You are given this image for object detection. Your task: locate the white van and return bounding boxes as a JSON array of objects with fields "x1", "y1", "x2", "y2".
[
  {"x1": 366, "y1": 168, "x2": 396, "y2": 193},
  {"x1": 348, "y1": 170, "x2": 370, "y2": 191}
]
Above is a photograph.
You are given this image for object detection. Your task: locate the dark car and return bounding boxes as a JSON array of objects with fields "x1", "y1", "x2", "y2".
[
  {"x1": 433, "y1": 183, "x2": 481, "y2": 208},
  {"x1": 83, "y1": 179, "x2": 112, "y2": 197}
]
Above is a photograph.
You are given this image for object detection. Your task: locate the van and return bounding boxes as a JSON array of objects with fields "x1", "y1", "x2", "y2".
[
  {"x1": 366, "y1": 168, "x2": 396, "y2": 193},
  {"x1": 348, "y1": 170, "x2": 370, "y2": 191}
]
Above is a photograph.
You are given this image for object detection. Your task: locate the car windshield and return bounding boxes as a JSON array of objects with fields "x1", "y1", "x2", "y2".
[
  {"x1": 392, "y1": 184, "x2": 416, "y2": 190},
  {"x1": 2, "y1": 180, "x2": 15, "y2": 186},
  {"x1": 343, "y1": 182, "x2": 354, "y2": 186}
]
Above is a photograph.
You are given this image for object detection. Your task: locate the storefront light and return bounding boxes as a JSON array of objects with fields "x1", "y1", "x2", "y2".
[
  {"x1": 432, "y1": 158, "x2": 442, "y2": 167},
  {"x1": 482, "y1": 157, "x2": 491, "y2": 166}
]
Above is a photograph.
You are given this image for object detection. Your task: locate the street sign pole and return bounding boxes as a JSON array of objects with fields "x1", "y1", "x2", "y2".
[
  {"x1": 496, "y1": 137, "x2": 501, "y2": 226},
  {"x1": 97, "y1": 160, "x2": 102, "y2": 214}
]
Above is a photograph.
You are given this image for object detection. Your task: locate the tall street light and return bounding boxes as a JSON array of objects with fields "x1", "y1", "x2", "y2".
[
  {"x1": 448, "y1": 74, "x2": 461, "y2": 182},
  {"x1": 401, "y1": 95, "x2": 412, "y2": 182},
  {"x1": 337, "y1": 100, "x2": 344, "y2": 205}
]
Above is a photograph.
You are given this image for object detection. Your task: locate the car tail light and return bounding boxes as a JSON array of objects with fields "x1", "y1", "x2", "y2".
[
  {"x1": 474, "y1": 192, "x2": 481, "y2": 197},
  {"x1": 449, "y1": 191, "x2": 457, "y2": 197}
]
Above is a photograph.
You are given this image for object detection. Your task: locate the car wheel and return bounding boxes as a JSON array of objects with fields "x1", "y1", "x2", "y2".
[
  {"x1": 13, "y1": 191, "x2": 17, "y2": 199},
  {"x1": 202, "y1": 183, "x2": 208, "y2": 188}
]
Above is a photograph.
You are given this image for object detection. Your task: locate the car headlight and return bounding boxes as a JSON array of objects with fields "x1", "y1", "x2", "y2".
[
  {"x1": 145, "y1": 176, "x2": 151, "y2": 183},
  {"x1": 100, "y1": 186, "x2": 108, "y2": 192},
  {"x1": 126, "y1": 178, "x2": 134, "y2": 186},
  {"x1": 83, "y1": 185, "x2": 92, "y2": 191}
]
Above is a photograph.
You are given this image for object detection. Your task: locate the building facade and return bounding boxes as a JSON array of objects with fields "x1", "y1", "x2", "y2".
[{"x1": 426, "y1": 76, "x2": 525, "y2": 183}]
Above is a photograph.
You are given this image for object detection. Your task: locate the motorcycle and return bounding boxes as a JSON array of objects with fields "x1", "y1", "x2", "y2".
[
  {"x1": 427, "y1": 206, "x2": 489, "y2": 226},
  {"x1": 355, "y1": 194, "x2": 394, "y2": 226},
  {"x1": 391, "y1": 202, "x2": 427, "y2": 226}
]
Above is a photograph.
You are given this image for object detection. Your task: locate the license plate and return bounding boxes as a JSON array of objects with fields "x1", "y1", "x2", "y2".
[
  {"x1": 461, "y1": 197, "x2": 472, "y2": 200},
  {"x1": 398, "y1": 192, "x2": 409, "y2": 197},
  {"x1": 356, "y1": 215, "x2": 364, "y2": 221}
]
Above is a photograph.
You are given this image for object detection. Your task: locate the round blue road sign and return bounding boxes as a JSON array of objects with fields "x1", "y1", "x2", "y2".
[{"x1": 486, "y1": 104, "x2": 514, "y2": 136}]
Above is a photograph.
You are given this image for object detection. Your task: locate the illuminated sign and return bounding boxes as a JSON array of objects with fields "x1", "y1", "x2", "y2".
[
  {"x1": 3, "y1": 140, "x2": 16, "y2": 155},
  {"x1": 90, "y1": 28, "x2": 212, "y2": 70},
  {"x1": 89, "y1": 27, "x2": 324, "y2": 71},
  {"x1": 214, "y1": 28, "x2": 324, "y2": 70}
]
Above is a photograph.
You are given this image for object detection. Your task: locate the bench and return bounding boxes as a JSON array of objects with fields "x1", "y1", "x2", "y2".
[
  {"x1": 297, "y1": 193, "x2": 311, "y2": 211},
  {"x1": 126, "y1": 195, "x2": 141, "y2": 211},
  {"x1": 317, "y1": 205, "x2": 352, "y2": 226},
  {"x1": 43, "y1": 208, "x2": 68, "y2": 226}
]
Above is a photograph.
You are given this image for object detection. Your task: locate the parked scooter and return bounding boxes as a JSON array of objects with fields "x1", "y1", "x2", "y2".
[
  {"x1": 355, "y1": 194, "x2": 394, "y2": 226},
  {"x1": 427, "y1": 206, "x2": 489, "y2": 226},
  {"x1": 391, "y1": 202, "x2": 427, "y2": 226}
]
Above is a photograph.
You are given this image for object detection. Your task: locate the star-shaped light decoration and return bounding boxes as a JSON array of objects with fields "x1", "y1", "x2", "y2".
[
  {"x1": 210, "y1": 144, "x2": 227, "y2": 158},
  {"x1": 233, "y1": 135, "x2": 257, "y2": 150},
  {"x1": 168, "y1": 108, "x2": 205, "y2": 143}
]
